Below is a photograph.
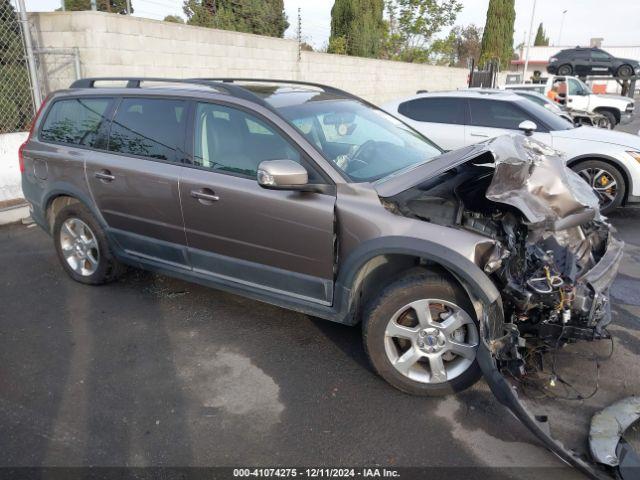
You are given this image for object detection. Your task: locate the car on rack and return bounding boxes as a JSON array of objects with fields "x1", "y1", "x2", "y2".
[
  {"x1": 504, "y1": 75, "x2": 635, "y2": 128},
  {"x1": 20, "y1": 77, "x2": 624, "y2": 478},
  {"x1": 547, "y1": 46, "x2": 640, "y2": 79},
  {"x1": 383, "y1": 89, "x2": 640, "y2": 213}
]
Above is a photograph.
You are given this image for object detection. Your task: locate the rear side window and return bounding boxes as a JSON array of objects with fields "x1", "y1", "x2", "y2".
[
  {"x1": 590, "y1": 50, "x2": 610, "y2": 60},
  {"x1": 468, "y1": 99, "x2": 532, "y2": 130},
  {"x1": 40, "y1": 98, "x2": 111, "y2": 147},
  {"x1": 398, "y1": 97, "x2": 466, "y2": 125},
  {"x1": 108, "y1": 98, "x2": 186, "y2": 161}
]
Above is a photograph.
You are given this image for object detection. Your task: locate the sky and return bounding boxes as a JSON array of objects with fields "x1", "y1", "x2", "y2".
[{"x1": 24, "y1": 0, "x2": 640, "y2": 51}]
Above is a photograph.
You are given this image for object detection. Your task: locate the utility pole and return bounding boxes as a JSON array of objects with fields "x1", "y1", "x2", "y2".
[
  {"x1": 17, "y1": 0, "x2": 42, "y2": 110},
  {"x1": 90, "y1": 0, "x2": 97, "y2": 11},
  {"x1": 557, "y1": 10, "x2": 567, "y2": 46},
  {"x1": 61, "y1": 0, "x2": 65, "y2": 11},
  {"x1": 297, "y1": 7, "x2": 301, "y2": 62},
  {"x1": 523, "y1": 0, "x2": 537, "y2": 83},
  {"x1": 126, "y1": 0, "x2": 131, "y2": 15}
]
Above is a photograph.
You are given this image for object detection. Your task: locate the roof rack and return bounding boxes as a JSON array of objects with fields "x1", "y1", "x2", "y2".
[
  {"x1": 194, "y1": 78, "x2": 359, "y2": 100},
  {"x1": 68, "y1": 77, "x2": 274, "y2": 110}
]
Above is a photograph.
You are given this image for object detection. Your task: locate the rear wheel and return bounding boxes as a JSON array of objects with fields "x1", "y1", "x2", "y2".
[
  {"x1": 53, "y1": 203, "x2": 123, "y2": 284},
  {"x1": 572, "y1": 160, "x2": 626, "y2": 214},
  {"x1": 558, "y1": 64, "x2": 573, "y2": 76},
  {"x1": 597, "y1": 110, "x2": 618, "y2": 128},
  {"x1": 363, "y1": 270, "x2": 481, "y2": 396},
  {"x1": 617, "y1": 64, "x2": 634, "y2": 79}
]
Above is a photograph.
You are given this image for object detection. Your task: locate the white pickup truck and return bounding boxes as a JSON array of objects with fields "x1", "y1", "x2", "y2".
[{"x1": 504, "y1": 75, "x2": 635, "y2": 128}]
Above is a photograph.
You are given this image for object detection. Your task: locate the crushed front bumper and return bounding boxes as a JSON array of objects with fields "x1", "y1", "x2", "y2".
[{"x1": 479, "y1": 234, "x2": 625, "y2": 480}]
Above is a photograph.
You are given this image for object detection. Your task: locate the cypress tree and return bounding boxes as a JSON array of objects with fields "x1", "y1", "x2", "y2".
[
  {"x1": 534, "y1": 22, "x2": 549, "y2": 46},
  {"x1": 478, "y1": 0, "x2": 515, "y2": 69},
  {"x1": 328, "y1": 0, "x2": 384, "y2": 58}
]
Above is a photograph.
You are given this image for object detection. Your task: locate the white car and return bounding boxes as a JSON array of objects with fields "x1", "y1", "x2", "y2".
[{"x1": 383, "y1": 90, "x2": 640, "y2": 213}]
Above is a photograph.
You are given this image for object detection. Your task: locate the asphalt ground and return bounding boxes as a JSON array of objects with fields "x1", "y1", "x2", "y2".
[{"x1": 1, "y1": 107, "x2": 639, "y2": 479}]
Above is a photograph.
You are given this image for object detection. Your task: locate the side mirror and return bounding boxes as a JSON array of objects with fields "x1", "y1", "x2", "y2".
[
  {"x1": 518, "y1": 120, "x2": 537, "y2": 136},
  {"x1": 257, "y1": 159, "x2": 310, "y2": 191}
]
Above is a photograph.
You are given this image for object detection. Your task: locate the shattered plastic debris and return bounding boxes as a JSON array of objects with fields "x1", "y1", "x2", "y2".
[{"x1": 590, "y1": 396, "x2": 640, "y2": 467}]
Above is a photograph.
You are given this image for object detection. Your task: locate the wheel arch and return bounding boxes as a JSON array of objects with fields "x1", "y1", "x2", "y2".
[
  {"x1": 566, "y1": 154, "x2": 631, "y2": 204},
  {"x1": 43, "y1": 185, "x2": 105, "y2": 234},
  {"x1": 335, "y1": 236, "x2": 502, "y2": 326}
]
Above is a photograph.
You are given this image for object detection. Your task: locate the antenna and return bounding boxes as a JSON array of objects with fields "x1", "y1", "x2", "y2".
[{"x1": 297, "y1": 7, "x2": 302, "y2": 62}]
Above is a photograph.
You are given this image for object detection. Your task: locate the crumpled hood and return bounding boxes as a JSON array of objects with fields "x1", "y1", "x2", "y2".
[
  {"x1": 376, "y1": 134, "x2": 601, "y2": 228},
  {"x1": 552, "y1": 125, "x2": 640, "y2": 148}
]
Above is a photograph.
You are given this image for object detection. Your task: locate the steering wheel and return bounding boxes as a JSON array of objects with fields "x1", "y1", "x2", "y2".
[{"x1": 345, "y1": 140, "x2": 378, "y2": 174}]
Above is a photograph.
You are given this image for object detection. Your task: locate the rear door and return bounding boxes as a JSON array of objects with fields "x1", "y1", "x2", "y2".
[
  {"x1": 85, "y1": 96, "x2": 190, "y2": 267},
  {"x1": 395, "y1": 97, "x2": 468, "y2": 150},
  {"x1": 589, "y1": 49, "x2": 613, "y2": 75},
  {"x1": 179, "y1": 101, "x2": 336, "y2": 304}
]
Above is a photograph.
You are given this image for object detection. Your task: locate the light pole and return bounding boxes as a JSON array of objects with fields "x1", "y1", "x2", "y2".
[
  {"x1": 557, "y1": 10, "x2": 568, "y2": 46},
  {"x1": 523, "y1": 0, "x2": 537, "y2": 83}
]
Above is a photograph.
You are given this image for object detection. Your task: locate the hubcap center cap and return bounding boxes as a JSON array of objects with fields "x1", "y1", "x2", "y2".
[{"x1": 418, "y1": 328, "x2": 446, "y2": 353}]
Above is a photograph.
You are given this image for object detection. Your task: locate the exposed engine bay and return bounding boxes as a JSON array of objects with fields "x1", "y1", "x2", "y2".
[
  {"x1": 381, "y1": 134, "x2": 630, "y2": 479},
  {"x1": 384, "y1": 135, "x2": 622, "y2": 365}
]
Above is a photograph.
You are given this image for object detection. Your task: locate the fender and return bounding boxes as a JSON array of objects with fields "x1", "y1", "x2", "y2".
[
  {"x1": 41, "y1": 182, "x2": 107, "y2": 231},
  {"x1": 334, "y1": 236, "x2": 502, "y2": 313}
]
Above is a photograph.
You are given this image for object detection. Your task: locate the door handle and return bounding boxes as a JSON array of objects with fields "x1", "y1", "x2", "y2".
[
  {"x1": 95, "y1": 170, "x2": 115, "y2": 182},
  {"x1": 191, "y1": 188, "x2": 220, "y2": 204},
  {"x1": 470, "y1": 132, "x2": 490, "y2": 138}
]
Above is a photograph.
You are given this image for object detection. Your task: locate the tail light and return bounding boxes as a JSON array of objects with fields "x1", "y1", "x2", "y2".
[{"x1": 19, "y1": 95, "x2": 50, "y2": 174}]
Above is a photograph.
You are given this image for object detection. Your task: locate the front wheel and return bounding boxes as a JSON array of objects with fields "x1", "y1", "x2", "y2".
[
  {"x1": 572, "y1": 160, "x2": 626, "y2": 214},
  {"x1": 558, "y1": 64, "x2": 573, "y2": 76},
  {"x1": 363, "y1": 270, "x2": 481, "y2": 396},
  {"x1": 53, "y1": 203, "x2": 124, "y2": 284}
]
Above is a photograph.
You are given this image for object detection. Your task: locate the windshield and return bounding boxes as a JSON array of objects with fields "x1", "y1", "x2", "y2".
[{"x1": 268, "y1": 95, "x2": 442, "y2": 182}]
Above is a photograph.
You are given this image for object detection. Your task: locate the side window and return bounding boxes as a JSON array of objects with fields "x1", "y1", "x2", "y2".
[
  {"x1": 468, "y1": 99, "x2": 532, "y2": 129},
  {"x1": 108, "y1": 98, "x2": 186, "y2": 161},
  {"x1": 590, "y1": 51, "x2": 610, "y2": 60},
  {"x1": 193, "y1": 103, "x2": 322, "y2": 182},
  {"x1": 398, "y1": 98, "x2": 466, "y2": 125},
  {"x1": 567, "y1": 79, "x2": 585, "y2": 95},
  {"x1": 40, "y1": 98, "x2": 111, "y2": 147}
]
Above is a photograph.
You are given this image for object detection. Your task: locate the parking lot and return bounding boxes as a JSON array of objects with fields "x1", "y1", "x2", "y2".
[{"x1": 0, "y1": 109, "x2": 637, "y2": 479}]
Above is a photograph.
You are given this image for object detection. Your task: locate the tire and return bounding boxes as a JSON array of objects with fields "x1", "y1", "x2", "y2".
[
  {"x1": 597, "y1": 110, "x2": 618, "y2": 128},
  {"x1": 557, "y1": 64, "x2": 573, "y2": 76},
  {"x1": 53, "y1": 202, "x2": 123, "y2": 285},
  {"x1": 362, "y1": 270, "x2": 481, "y2": 396},
  {"x1": 572, "y1": 159, "x2": 626, "y2": 214},
  {"x1": 617, "y1": 64, "x2": 634, "y2": 79}
]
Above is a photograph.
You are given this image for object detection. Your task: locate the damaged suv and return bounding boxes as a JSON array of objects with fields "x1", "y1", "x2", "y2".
[{"x1": 21, "y1": 79, "x2": 624, "y2": 476}]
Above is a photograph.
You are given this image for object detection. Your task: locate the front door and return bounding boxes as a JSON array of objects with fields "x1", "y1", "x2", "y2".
[
  {"x1": 86, "y1": 96, "x2": 189, "y2": 267},
  {"x1": 179, "y1": 101, "x2": 336, "y2": 304},
  {"x1": 566, "y1": 78, "x2": 590, "y2": 111}
]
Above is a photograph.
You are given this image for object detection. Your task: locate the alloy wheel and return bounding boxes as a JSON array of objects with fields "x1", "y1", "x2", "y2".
[
  {"x1": 59, "y1": 217, "x2": 100, "y2": 276},
  {"x1": 384, "y1": 299, "x2": 479, "y2": 384},
  {"x1": 577, "y1": 167, "x2": 619, "y2": 210}
]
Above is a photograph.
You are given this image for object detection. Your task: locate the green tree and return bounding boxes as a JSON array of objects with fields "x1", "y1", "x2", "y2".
[
  {"x1": 163, "y1": 15, "x2": 184, "y2": 23},
  {"x1": 328, "y1": 0, "x2": 385, "y2": 58},
  {"x1": 383, "y1": 0, "x2": 462, "y2": 63},
  {"x1": 534, "y1": 22, "x2": 549, "y2": 46},
  {"x1": 63, "y1": 0, "x2": 133, "y2": 14},
  {"x1": 183, "y1": 0, "x2": 288, "y2": 38},
  {"x1": 429, "y1": 24, "x2": 482, "y2": 67},
  {"x1": 478, "y1": 0, "x2": 515, "y2": 68},
  {"x1": 0, "y1": 0, "x2": 33, "y2": 133}
]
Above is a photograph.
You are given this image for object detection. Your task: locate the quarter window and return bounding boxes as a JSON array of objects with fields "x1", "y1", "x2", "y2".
[
  {"x1": 40, "y1": 98, "x2": 111, "y2": 147},
  {"x1": 398, "y1": 98, "x2": 466, "y2": 125},
  {"x1": 468, "y1": 99, "x2": 532, "y2": 130},
  {"x1": 108, "y1": 98, "x2": 186, "y2": 161},
  {"x1": 194, "y1": 103, "x2": 317, "y2": 180}
]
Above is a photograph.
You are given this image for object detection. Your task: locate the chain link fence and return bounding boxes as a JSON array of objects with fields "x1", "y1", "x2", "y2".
[{"x1": 0, "y1": 0, "x2": 35, "y2": 134}]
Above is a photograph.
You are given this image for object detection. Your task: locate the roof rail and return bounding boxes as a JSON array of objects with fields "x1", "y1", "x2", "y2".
[
  {"x1": 68, "y1": 77, "x2": 274, "y2": 110},
  {"x1": 194, "y1": 78, "x2": 359, "y2": 100}
]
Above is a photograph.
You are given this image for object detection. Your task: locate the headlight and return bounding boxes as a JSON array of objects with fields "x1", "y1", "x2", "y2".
[
  {"x1": 627, "y1": 150, "x2": 640, "y2": 162},
  {"x1": 549, "y1": 57, "x2": 558, "y2": 62}
]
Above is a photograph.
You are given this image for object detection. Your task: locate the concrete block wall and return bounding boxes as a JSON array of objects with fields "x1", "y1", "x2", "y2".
[{"x1": 29, "y1": 11, "x2": 469, "y2": 105}]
